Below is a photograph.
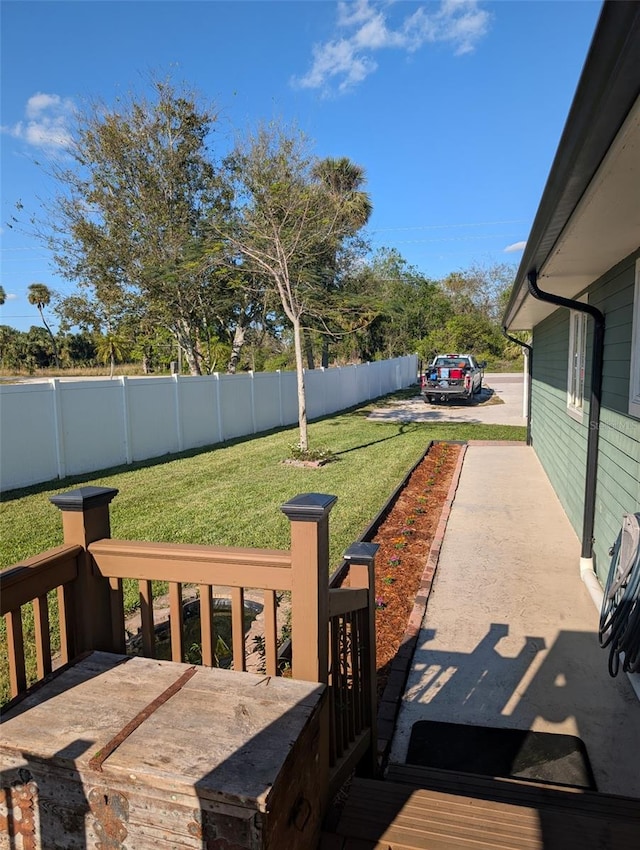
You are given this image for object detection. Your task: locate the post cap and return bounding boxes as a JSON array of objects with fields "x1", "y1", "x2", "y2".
[
  {"x1": 280, "y1": 493, "x2": 337, "y2": 522},
  {"x1": 343, "y1": 541, "x2": 380, "y2": 564},
  {"x1": 50, "y1": 486, "x2": 119, "y2": 512}
]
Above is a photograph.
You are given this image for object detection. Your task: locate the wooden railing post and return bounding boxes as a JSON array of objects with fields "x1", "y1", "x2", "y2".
[
  {"x1": 281, "y1": 493, "x2": 337, "y2": 684},
  {"x1": 50, "y1": 486, "x2": 119, "y2": 655},
  {"x1": 344, "y1": 541, "x2": 379, "y2": 776}
]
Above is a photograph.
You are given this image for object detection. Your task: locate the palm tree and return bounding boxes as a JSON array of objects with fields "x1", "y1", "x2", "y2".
[
  {"x1": 27, "y1": 283, "x2": 59, "y2": 369},
  {"x1": 0, "y1": 285, "x2": 6, "y2": 306},
  {"x1": 95, "y1": 330, "x2": 128, "y2": 378},
  {"x1": 313, "y1": 157, "x2": 372, "y2": 229},
  {"x1": 311, "y1": 157, "x2": 372, "y2": 366}
]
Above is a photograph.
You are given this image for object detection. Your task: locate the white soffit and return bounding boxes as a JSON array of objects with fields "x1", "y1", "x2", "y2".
[{"x1": 539, "y1": 94, "x2": 640, "y2": 296}]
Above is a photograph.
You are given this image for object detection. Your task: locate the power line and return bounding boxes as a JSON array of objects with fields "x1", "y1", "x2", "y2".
[{"x1": 369, "y1": 218, "x2": 528, "y2": 233}]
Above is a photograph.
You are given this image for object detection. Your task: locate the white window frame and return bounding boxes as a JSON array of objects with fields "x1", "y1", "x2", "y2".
[
  {"x1": 629, "y1": 258, "x2": 640, "y2": 418},
  {"x1": 567, "y1": 307, "x2": 588, "y2": 421}
]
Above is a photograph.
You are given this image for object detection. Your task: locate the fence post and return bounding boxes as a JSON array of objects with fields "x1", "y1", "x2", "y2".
[
  {"x1": 281, "y1": 493, "x2": 336, "y2": 684},
  {"x1": 343, "y1": 541, "x2": 379, "y2": 776},
  {"x1": 49, "y1": 486, "x2": 119, "y2": 655}
]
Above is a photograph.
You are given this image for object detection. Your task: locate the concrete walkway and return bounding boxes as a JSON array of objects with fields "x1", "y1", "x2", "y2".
[{"x1": 389, "y1": 443, "x2": 640, "y2": 798}]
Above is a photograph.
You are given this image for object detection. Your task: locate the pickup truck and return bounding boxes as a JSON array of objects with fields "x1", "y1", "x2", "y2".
[{"x1": 421, "y1": 354, "x2": 485, "y2": 403}]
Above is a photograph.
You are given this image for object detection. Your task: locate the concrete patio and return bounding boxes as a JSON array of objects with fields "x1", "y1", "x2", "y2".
[{"x1": 389, "y1": 443, "x2": 640, "y2": 798}]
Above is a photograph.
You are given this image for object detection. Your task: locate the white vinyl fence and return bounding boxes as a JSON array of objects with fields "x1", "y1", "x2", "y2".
[{"x1": 1, "y1": 356, "x2": 418, "y2": 492}]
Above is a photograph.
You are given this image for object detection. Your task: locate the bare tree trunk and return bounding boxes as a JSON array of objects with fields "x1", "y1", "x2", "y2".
[
  {"x1": 292, "y1": 316, "x2": 309, "y2": 451},
  {"x1": 184, "y1": 347, "x2": 201, "y2": 375},
  {"x1": 38, "y1": 307, "x2": 60, "y2": 370},
  {"x1": 176, "y1": 322, "x2": 201, "y2": 375},
  {"x1": 227, "y1": 323, "x2": 246, "y2": 374}
]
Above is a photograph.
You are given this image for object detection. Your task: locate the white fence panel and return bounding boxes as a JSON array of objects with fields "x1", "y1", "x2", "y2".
[
  {"x1": 355, "y1": 364, "x2": 369, "y2": 404},
  {"x1": 218, "y1": 373, "x2": 253, "y2": 441},
  {"x1": 0, "y1": 383, "x2": 58, "y2": 490},
  {"x1": 280, "y1": 371, "x2": 298, "y2": 427},
  {"x1": 58, "y1": 379, "x2": 126, "y2": 476},
  {"x1": 328, "y1": 368, "x2": 346, "y2": 415},
  {"x1": 252, "y1": 372, "x2": 281, "y2": 433},
  {"x1": 127, "y1": 377, "x2": 180, "y2": 462},
  {"x1": 304, "y1": 369, "x2": 327, "y2": 420},
  {"x1": 179, "y1": 375, "x2": 220, "y2": 449},
  {"x1": 0, "y1": 355, "x2": 417, "y2": 491}
]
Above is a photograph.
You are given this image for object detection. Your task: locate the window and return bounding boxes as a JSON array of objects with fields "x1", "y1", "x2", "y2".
[
  {"x1": 629, "y1": 258, "x2": 640, "y2": 418},
  {"x1": 567, "y1": 309, "x2": 587, "y2": 420}
]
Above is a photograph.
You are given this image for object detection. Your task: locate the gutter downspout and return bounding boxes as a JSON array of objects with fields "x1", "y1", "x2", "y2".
[
  {"x1": 526, "y1": 270, "x2": 605, "y2": 603},
  {"x1": 502, "y1": 330, "x2": 533, "y2": 446}
]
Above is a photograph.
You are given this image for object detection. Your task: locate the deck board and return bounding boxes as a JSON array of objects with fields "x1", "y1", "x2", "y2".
[{"x1": 331, "y1": 775, "x2": 640, "y2": 850}]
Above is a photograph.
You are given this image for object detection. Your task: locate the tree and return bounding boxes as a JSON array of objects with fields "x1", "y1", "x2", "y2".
[
  {"x1": 27, "y1": 283, "x2": 59, "y2": 368},
  {"x1": 308, "y1": 157, "x2": 372, "y2": 367},
  {"x1": 41, "y1": 78, "x2": 234, "y2": 375},
  {"x1": 440, "y1": 262, "x2": 516, "y2": 322},
  {"x1": 0, "y1": 286, "x2": 5, "y2": 306},
  {"x1": 222, "y1": 125, "x2": 371, "y2": 452},
  {"x1": 341, "y1": 249, "x2": 452, "y2": 361},
  {"x1": 95, "y1": 330, "x2": 129, "y2": 378}
]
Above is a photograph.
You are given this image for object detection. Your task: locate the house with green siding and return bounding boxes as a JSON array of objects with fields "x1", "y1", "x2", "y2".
[{"x1": 503, "y1": 1, "x2": 640, "y2": 591}]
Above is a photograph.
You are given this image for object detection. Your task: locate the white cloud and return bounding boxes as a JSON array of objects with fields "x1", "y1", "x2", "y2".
[
  {"x1": 293, "y1": 0, "x2": 491, "y2": 94},
  {"x1": 2, "y1": 92, "x2": 75, "y2": 151},
  {"x1": 504, "y1": 241, "x2": 527, "y2": 253},
  {"x1": 5, "y1": 293, "x2": 18, "y2": 301}
]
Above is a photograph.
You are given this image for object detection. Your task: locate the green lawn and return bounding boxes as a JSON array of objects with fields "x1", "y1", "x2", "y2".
[
  {"x1": 0, "y1": 392, "x2": 525, "y2": 703},
  {"x1": 1, "y1": 397, "x2": 524, "y2": 570}
]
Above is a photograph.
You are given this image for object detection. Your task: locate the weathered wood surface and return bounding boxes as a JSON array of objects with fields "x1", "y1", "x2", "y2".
[
  {"x1": 332, "y1": 774, "x2": 640, "y2": 850},
  {"x1": 0, "y1": 652, "x2": 326, "y2": 849}
]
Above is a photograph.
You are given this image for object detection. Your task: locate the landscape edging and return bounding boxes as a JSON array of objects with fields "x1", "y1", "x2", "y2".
[{"x1": 375, "y1": 441, "x2": 468, "y2": 770}]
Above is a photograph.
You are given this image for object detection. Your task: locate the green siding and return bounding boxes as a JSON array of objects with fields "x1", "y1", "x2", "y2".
[{"x1": 531, "y1": 249, "x2": 640, "y2": 585}]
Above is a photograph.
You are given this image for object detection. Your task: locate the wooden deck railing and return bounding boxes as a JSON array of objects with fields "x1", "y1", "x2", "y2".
[
  {"x1": 1, "y1": 544, "x2": 82, "y2": 696},
  {"x1": 1, "y1": 486, "x2": 378, "y2": 796}
]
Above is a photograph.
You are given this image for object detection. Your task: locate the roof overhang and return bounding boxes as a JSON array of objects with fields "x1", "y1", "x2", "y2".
[{"x1": 504, "y1": 2, "x2": 640, "y2": 332}]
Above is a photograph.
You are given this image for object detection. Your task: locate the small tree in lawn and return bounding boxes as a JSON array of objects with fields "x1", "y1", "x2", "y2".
[
  {"x1": 27, "y1": 283, "x2": 59, "y2": 369},
  {"x1": 223, "y1": 125, "x2": 370, "y2": 454}
]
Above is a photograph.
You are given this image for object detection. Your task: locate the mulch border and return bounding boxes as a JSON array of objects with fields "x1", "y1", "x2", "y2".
[{"x1": 375, "y1": 441, "x2": 468, "y2": 770}]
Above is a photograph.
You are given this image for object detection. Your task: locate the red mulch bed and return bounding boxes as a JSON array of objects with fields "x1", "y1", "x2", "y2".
[{"x1": 369, "y1": 441, "x2": 461, "y2": 701}]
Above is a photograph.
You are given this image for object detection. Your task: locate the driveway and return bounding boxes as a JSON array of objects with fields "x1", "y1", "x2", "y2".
[{"x1": 369, "y1": 372, "x2": 527, "y2": 427}]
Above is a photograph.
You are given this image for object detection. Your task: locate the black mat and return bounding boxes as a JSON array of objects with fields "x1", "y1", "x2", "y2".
[{"x1": 407, "y1": 721, "x2": 597, "y2": 789}]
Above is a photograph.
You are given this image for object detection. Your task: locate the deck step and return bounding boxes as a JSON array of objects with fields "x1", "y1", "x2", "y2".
[{"x1": 330, "y1": 772, "x2": 640, "y2": 850}]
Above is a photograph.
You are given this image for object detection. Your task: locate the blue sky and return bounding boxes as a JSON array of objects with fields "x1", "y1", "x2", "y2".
[{"x1": 1, "y1": 0, "x2": 603, "y2": 333}]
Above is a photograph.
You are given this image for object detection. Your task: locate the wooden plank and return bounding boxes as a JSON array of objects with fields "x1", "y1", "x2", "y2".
[
  {"x1": 139, "y1": 579, "x2": 156, "y2": 658},
  {"x1": 0, "y1": 545, "x2": 81, "y2": 615},
  {"x1": 385, "y1": 764, "x2": 640, "y2": 818},
  {"x1": 330, "y1": 617, "x2": 342, "y2": 762},
  {"x1": 57, "y1": 582, "x2": 75, "y2": 664},
  {"x1": 329, "y1": 588, "x2": 368, "y2": 618},
  {"x1": 5, "y1": 609, "x2": 26, "y2": 698},
  {"x1": 169, "y1": 582, "x2": 184, "y2": 662},
  {"x1": 199, "y1": 583, "x2": 214, "y2": 667},
  {"x1": 90, "y1": 540, "x2": 292, "y2": 590},
  {"x1": 231, "y1": 586, "x2": 246, "y2": 672},
  {"x1": 263, "y1": 589, "x2": 278, "y2": 677},
  {"x1": 33, "y1": 594, "x2": 52, "y2": 680},
  {"x1": 109, "y1": 576, "x2": 126, "y2": 653},
  {"x1": 351, "y1": 611, "x2": 362, "y2": 734},
  {"x1": 337, "y1": 777, "x2": 640, "y2": 850}
]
